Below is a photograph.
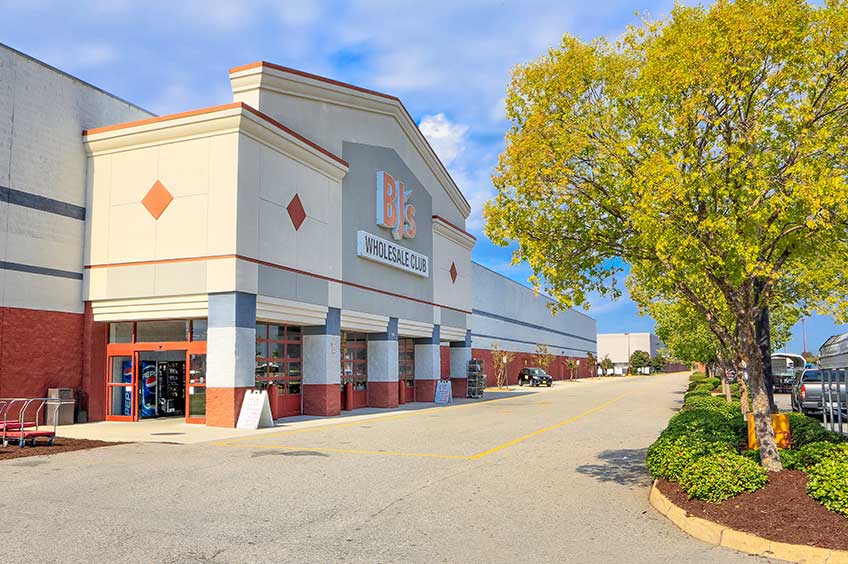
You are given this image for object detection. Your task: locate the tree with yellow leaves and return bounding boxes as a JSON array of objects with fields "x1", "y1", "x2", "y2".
[{"x1": 486, "y1": 0, "x2": 848, "y2": 471}]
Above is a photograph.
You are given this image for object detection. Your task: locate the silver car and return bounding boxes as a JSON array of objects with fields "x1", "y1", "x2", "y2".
[{"x1": 791, "y1": 368, "x2": 848, "y2": 415}]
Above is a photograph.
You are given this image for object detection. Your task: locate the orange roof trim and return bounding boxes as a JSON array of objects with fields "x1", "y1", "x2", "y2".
[
  {"x1": 229, "y1": 61, "x2": 401, "y2": 103},
  {"x1": 432, "y1": 215, "x2": 476, "y2": 242},
  {"x1": 82, "y1": 101, "x2": 348, "y2": 168}
]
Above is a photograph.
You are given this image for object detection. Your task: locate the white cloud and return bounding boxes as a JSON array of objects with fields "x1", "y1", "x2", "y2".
[{"x1": 418, "y1": 113, "x2": 468, "y2": 167}]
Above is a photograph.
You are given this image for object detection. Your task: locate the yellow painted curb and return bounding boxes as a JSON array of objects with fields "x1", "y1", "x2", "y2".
[{"x1": 649, "y1": 481, "x2": 848, "y2": 563}]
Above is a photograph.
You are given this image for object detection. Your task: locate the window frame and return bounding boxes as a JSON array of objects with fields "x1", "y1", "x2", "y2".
[{"x1": 255, "y1": 323, "x2": 303, "y2": 395}]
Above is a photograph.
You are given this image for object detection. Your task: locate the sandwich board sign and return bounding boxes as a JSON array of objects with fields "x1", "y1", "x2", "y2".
[
  {"x1": 236, "y1": 390, "x2": 274, "y2": 429},
  {"x1": 434, "y1": 380, "x2": 452, "y2": 404}
]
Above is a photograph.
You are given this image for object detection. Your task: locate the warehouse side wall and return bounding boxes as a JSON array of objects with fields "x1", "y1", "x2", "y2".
[
  {"x1": 470, "y1": 263, "x2": 597, "y2": 384},
  {"x1": 0, "y1": 43, "x2": 152, "y2": 413}
]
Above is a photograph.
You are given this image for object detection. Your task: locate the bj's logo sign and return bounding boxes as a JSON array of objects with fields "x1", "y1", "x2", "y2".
[{"x1": 376, "y1": 171, "x2": 416, "y2": 240}]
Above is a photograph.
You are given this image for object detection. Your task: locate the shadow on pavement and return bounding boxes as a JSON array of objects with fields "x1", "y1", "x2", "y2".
[{"x1": 575, "y1": 448, "x2": 651, "y2": 487}]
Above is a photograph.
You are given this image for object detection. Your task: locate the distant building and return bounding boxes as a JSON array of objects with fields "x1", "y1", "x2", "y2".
[{"x1": 597, "y1": 332, "x2": 663, "y2": 375}]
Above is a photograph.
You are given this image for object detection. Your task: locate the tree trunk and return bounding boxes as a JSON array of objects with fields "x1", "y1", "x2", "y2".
[
  {"x1": 741, "y1": 329, "x2": 782, "y2": 471},
  {"x1": 756, "y1": 303, "x2": 778, "y2": 413},
  {"x1": 753, "y1": 279, "x2": 777, "y2": 413},
  {"x1": 721, "y1": 373, "x2": 732, "y2": 402}
]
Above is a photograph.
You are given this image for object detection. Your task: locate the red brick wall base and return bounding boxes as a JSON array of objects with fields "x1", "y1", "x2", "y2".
[
  {"x1": 303, "y1": 384, "x2": 341, "y2": 416},
  {"x1": 206, "y1": 387, "x2": 249, "y2": 427},
  {"x1": 367, "y1": 381, "x2": 399, "y2": 408},
  {"x1": 82, "y1": 302, "x2": 107, "y2": 421},
  {"x1": 450, "y1": 378, "x2": 467, "y2": 398},
  {"x1": 415, "y1": 379, "x2": 437, "y2": 402},
  {"x1": 0, "y1": 306, "x2": 84, "y2": 400},
  {"x1": 471, "y1": 348, "x2": 593, "y2": 385}
]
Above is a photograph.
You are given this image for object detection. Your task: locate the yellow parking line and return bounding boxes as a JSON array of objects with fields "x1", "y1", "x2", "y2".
[
  {"x1": 216, "y1": 442, "x2": 472, "y2": 460},
  {"x1": 216, "y1": 390, "x2": 537, "y2": 446},
  {"x1": 468, "y1": 390, "x2": 637, "y2": 460},
  {"x1": 214, "y1": 387, "x2": 636, "y2": 460}
]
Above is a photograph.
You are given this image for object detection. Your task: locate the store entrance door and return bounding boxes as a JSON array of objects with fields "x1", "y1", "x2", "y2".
[{"x1": 138, "y1": 351, "x2": 186, "y2": 419}]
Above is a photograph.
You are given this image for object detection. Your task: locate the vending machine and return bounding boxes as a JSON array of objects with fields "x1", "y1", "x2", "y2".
[
  {"x1": 140, "y1": 360, "x2": 159, "y2": 418},
  {"x1": 121, "y1": 360, "x2": 133, "y2": 417}
]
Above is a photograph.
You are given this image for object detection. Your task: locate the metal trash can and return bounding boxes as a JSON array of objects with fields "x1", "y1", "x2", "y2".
[{"x1": 46, "y1": 388, "x2": 75, "y2": 425}]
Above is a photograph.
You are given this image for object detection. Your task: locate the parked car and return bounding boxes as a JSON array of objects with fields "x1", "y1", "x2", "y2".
[
  {"x1": 518, "y1": 367, "x2": 552, "y2": 387},
  {"x1": 771, "y1": 353, "x2": 806, "y2": 393},
  {"x1": 791, "y1": 368, "x2": 848, "y2": 415}
]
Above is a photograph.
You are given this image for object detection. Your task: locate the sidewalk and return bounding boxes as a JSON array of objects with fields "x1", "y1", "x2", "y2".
[{"x1": 55, "y1": 393, "x2": 525, "y2": 444}]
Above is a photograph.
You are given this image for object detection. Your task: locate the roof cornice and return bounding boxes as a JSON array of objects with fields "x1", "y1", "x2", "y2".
[
  {"x1": 82, "y1": 102, "x2": 348, "y2": 180},
  {"x1": 229, "y1": 62, "x2": 472, "y2": 218}
]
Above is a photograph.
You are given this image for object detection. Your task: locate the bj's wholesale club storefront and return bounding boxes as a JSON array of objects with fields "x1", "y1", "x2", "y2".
[{"x1": 0, "y1": 47, "x2": 598, "y2": 428}]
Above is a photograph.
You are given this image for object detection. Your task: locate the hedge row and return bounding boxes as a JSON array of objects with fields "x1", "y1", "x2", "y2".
[{"x1": 646, "y1": 385, "x2": 763, "y2": 502}]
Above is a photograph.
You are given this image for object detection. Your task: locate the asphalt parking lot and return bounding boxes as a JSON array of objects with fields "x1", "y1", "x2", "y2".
[{"x1": 0, "y1": 373, "x2": 770, "y2": 564}]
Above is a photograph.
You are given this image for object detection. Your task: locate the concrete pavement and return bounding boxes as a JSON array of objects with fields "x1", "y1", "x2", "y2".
[{"x1": 0, "y1": 373, "x2": 778, "y2": 563}]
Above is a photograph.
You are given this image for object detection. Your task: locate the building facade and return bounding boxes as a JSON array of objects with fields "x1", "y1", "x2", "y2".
[
  {"x1": 596, "y1": 332, "x2": 662, "y2": 375},
  {"x1": 1, "y1": 46, "x2": 597, "y2": 427}
]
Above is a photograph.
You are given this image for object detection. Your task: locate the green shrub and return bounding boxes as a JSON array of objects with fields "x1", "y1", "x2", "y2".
[
  {"x1": 646, "y1": 436, "x2": 734, "y2": 482},
  {"x1": 679, "y1": 453, "x2": 768, "y2": 502},
  {"x1": 807, "y1": 458, "x2": 848, "y2": 516},
  {"x1": 687, "y1": 380, "x2": 715, "y2": 393},
  {"x1": 662, "y1": 408, "x2": 741, "y2": 446},
  {"x1": 741, "y1": 449, "x2": 761, "y2": 463},
  {"x1": 683, "y1": 395, "x2": 741, "y2": 419},
  {"x1": 705, "y1": 377, "x2": 721, "y2": 390},
  {"x1": 788, "y1": 412, "x2": 848, "y2": 447},
  {"x1": 783, "y1": 442, "x2": 848, "y2": 471},
  {"x1": 683, "y1": 390, "x2": 711, "y2": 404},
  {"x1": 689, "y1": 371, "x2": 706, "y2": 382}
]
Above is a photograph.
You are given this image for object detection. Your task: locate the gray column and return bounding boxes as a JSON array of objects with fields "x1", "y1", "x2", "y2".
[
  {"x1": 414, "y1": 325, "x2": 440, "y2": 401},
  {"x1": 302, "y1": 307, "x2": 341, "y2": 416},
  {"x1": 450, "y1": 329, "x2": 472, "y2": 379},
  {"x1": 206, "y1": 292, "x2": 256, "y2": 427},
  {"x1": 367, "y1": 318, "x2": 399, "y2": 408}
]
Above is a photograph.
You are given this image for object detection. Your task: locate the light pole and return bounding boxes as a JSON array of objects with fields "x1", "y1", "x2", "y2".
[
  {"x1": 625, "y1": 332, "x2": 631, "y2": 376},
  {"x1": 802, "y1": 317, "x2": 807, "y2": 355}
]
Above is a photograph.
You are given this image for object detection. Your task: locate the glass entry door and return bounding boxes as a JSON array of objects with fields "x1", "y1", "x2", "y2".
[
  {"x1": 107, "y1": 356, "x2": 135, "y2": 421},
  {"x1": 187, "y1": 354, "x2": 207, "y2": 424}
]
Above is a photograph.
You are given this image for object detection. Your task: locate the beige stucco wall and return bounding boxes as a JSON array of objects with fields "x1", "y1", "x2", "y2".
[
  {"x1": 85, "y1": 131, "x2": 240, "y2": 302},
  {"x1": 597, "y1": 333, "x2": 662, "y2": 364}
]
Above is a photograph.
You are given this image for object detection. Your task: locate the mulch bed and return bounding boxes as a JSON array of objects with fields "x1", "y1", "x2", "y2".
[
  {"x1": 657, "y1": 471, "x2": 848, "y2": 551},
  {"x1": 0, "y1": 437, "x2": 119, "y2": 462}
]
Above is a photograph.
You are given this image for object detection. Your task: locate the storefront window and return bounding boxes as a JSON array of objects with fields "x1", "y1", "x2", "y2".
[
  {"x1": 399, "y1": 338, "x2": 415, "y2": 386},
  {"x1": 136, "y1": 320, "x2": 188, "y2": 343},
  {"x1": 341, "y1": 332, "x2": 368, "y2": 389},
  {"x1": 109, "y1": 322, "x2": 133, "y2": 343},
  {"x1": 191, "y1": 320, "x2": 208, "y2": 341},
  {"x1": 255, "y1": 323, "x2": 303, "y2": 394}
]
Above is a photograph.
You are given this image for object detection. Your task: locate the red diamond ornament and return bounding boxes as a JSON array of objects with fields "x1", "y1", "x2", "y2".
[
  {"x1": 287, "y1": 194, "x2": 307, "y2": 231},
  {"x1": 449, "y1": 262, "x2": 458, "y2": 283},
  {"x1": 141, "y1": 180, "x2": 174, "y2": 220}
]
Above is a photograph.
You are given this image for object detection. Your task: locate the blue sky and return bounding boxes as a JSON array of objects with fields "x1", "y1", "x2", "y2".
[{"x1": 1, "y1": 0, "x2": 843, "y2": 352}]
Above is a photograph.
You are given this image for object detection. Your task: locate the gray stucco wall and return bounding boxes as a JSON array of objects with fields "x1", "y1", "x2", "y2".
[
  {"x1": 341, "y1": 141, "x2": 434, "y2": 318},
  {"x1": 0, "y1": 43, "x2": 152, "y2": 313},
  {"x1": 471, "y1": 262, "x2": 597, "y2": 356}
]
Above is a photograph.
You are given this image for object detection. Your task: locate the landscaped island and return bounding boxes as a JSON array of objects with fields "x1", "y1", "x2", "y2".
[{"x1": 646, "y1": 372, "x2": 847, "y2": 551}]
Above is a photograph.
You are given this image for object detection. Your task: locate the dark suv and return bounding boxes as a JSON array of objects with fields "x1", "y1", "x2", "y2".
[{"x1": 518, "y1": 367, "x2": 552, "y2": 387}]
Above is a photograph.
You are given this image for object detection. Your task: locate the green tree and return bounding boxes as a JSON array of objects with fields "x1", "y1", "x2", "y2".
[
  {"x1": 485, "y1": 0, "x2": 848, "y2": 470},
  {"x1": 600, "y1": 356, "x2": 614, "y2": 376},
  {"x1": 650, "y1": 352, "x2": 666, "y2": 374},
  {"x1": 630, "y1": 350, "x2": 651, "y2": 374},
  {"x1": 534, "y1": 343, "x2": 555, "y2": 373},
  {"x1": 585, "y1": 352, "x2": 598, "y2": 377}
]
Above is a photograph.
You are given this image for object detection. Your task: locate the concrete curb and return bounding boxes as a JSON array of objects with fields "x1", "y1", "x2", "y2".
[{"x1": 649, "y1": 481, "x2": 848, "y2": 564}]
